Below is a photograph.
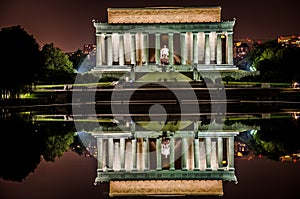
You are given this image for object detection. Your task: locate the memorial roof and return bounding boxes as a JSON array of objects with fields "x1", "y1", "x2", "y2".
[{"x1": 107, "y1": 6, "x2": 222, "y2": 24}]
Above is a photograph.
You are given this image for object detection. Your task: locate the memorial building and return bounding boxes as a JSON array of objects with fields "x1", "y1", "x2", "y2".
[
  {"x1": 93, "y1": 6, "x2": 238, "y2": 73},
  {"x1": 91, "y1": 6, "x2": 239, "y2": 196}
]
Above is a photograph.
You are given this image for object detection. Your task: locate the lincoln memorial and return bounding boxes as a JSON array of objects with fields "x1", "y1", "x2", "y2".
[{"x1": 93, "y1": 6, "x2": 238, "y2": 73}]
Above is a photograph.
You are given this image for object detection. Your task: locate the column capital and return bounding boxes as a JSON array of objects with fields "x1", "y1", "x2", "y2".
[{"x1": 227, "y1": 31, "x2": 234, "y2": 35}]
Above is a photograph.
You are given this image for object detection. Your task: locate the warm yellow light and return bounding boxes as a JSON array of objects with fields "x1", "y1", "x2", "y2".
[{"x1": 236, "y1": 42, "x2": 241, "y2": 47}]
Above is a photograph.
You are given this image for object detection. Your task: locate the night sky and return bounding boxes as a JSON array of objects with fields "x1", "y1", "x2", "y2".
[{"x1": 1, "y1": 0, "x2": 300, "y2": 52}]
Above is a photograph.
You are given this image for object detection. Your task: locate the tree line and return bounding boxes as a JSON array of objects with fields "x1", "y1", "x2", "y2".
[
  {"x1": 0, "y1": 25, "x2": 91, "y2": 99},
  {"x1": 238, "y1": 40, "x2": 300, "y2": 83}
]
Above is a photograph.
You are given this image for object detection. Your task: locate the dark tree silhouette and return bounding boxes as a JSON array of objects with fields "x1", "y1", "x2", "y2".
[{"x1": 0, "y1": 25, "x2": 42, "y2": 99}]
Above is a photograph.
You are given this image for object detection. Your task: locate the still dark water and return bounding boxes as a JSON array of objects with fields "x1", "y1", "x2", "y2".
[{"x1": 1, "y1": 104, "x2": 300, "y2": 199}]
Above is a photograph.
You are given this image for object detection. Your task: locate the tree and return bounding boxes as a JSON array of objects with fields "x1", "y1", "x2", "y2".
[
  {"x1": 247, "y1": 40, "x2": 300, "y2": 82},
  {"x1": 0, "y1": 25, "x2": 42, "y2": 99},
  {"x1": 41, "y1": 43, "x2": 74, "y2": 73},
  {"x1": 40, "y1": 43, "x2": 75, "y2": 84}
]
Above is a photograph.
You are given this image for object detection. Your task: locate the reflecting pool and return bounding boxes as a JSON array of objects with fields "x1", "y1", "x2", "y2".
[{"x1": 1, "y1": 105, "x2": 300, "y2": 198}]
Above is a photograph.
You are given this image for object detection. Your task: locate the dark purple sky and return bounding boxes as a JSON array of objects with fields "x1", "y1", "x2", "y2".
[
  {"x1": 1, "y1": 151, "x2": 300, "y2": 199},
  {"x1": 1, "y1": 0, "x2": 300, "y2": 52}
]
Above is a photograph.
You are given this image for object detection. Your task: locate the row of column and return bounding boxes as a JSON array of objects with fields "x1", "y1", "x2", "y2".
[
  {"x1": 96, "y1": 32, "x2": 234, "y2": 67},
  {"x1": 96, "y1": 135, "x2": 235, "y2": 172}
]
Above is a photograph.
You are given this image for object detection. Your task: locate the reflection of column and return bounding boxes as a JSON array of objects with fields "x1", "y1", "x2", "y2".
[
  {"x1": 132, "y1": 139, "x2": 137, "y2": 171},
  {"x1": 169, "y1": 136, "x2": 175, "y2": 170},
  {"x1": 119, "y1": 33, "x2": 125, "y2": 66},
  {"x1": 227, "y1": 32, "x2": 234, "y2": 65},
  {"x1": 120, "y1": 138, "x2": 125, "y2": 171},
  {"x1": 96, "y1": 34, "x2": 102, "y2": 66},
  {"x1": 143, "y1": 138, "x2": 149, "y2": 171},
  {"x1": 193, "y1": 33, "x2": 199, "y2": 65},
  {"x1": 204, "y1": 32, "x2": 210, "y2": 65},
  {"x1": 228, "y1": 137, "x2": 235, "y2": 170},
  {"x1": 156, "y1": 138, "x2": 162, "y2": 170},
  {"x1": 216, "y1": 33, "x2": 222, "y2": 65},
  {"x1": 194, "y1": 138, "x2": 200, "y2": 170},
  {"x1": 108, "y1": 138, "x2": 114, "y2": 171},
  {"x1": 168, "y1": 33, "x2": 174, "y2": 65},
  {"x1": 217, "y1": 137, "x2": 224, "y2": 170},
  {"x1": 205, "y1": 137, "x2": 212, "y2": 170},
  {"x1": 106, "y1": 33, "x2": 113, "y2": 66},
  {"x1": 97, "y1": 138, "x2": 103, "y2": 171},
  {"x1": 143, "y1": 33, "x2": 149, "y2": 65},
  {"x1": 131, "y1": 33, "x2": 136, "y2": 65},
  {"x1": 180, "y1": 33, "x2": 186, "y2": 65},
  {"x1": 181, "y1": 137, "x2": 188, "y2": 170},
  {"x1": 155, "y1": 33, "x2": 161, "y2": 65}
]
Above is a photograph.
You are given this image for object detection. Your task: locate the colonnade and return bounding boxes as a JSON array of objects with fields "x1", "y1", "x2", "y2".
[
  {"x1": 95, "y1": 132, "x2": 236, "y2": 173},
  {"x1": 96, "y1": 31, "x2": 234, "y2": 67}
]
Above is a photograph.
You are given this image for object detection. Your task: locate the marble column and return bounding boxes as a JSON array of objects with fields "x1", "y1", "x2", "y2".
[
  {"x1": 168, "y1": 33, "x2": 174, "y2": 65},
  {"x1": 193, "y1": 32, "x2": 199, "y2": 65},
  {"x1": 106, "y1": 33, "x2": 113, "y2": 66},
  {"x1": 180, "y1": 33, "x2": 186, "y2": 65},
  {"x1": 136, "y1": 33, "x2": 142, "y2": 66},
  {"x1": 217, "y1": 137, "x2": 224, "y2": 170},
  {"x1": 131, "y1": 33, "x2": 136, "y2": 65},
  {"x1": 216, "y1": 32, "x2": 222, "y2": 65},
  {"x1": 143, "y1": 33, "x2": 149, "y2": 65},
  {"x1": 227, "y1": 32, "x2": 234, "y2": 65},
  {"x1": 210, "y1": 32, "x2": 216, "y2": 64},
  {"x1": 119, "y1": 33, "x2": 125, "y2": 66},
  {"x1": 120, "y1": 138, "x2": 126, "y2": 171},
  {"x1": 198, "y1": 32, "x2": 205, "y2": 64},
  {"x1": 156, "y1": 138, "x2": 162, "y2": 170},
  {"x1": 96, "y1": 34, "x2": 103, "y2": 67},
  {"x1": 205, "y1": 137, "x2": 212, "y2": 170},
  {"x1": 97, "y1": 137, "x2": 103, "y2": 171},
  {"x1": 204, "y1": 32, "x2": 210, "y2": 65},
  {"x1": 155, "y1": 33, "x2": 161, "y2": 65}
]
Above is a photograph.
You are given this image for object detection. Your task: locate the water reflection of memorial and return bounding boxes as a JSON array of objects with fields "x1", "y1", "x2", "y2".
[{"x1": 87, "y1": 118, "x2": 239, "y2": 196}]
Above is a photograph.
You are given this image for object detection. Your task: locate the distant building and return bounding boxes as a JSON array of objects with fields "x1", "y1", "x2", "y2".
[
  {"x1": 83, "y1": 44, "x2": 96, "y2": 55},
  {"x1": 277, "y1": 35, "x2": 300, "y2": 47},
  {"x1": 233, "y1": 38, "x2": 255, "y2": 60}
]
